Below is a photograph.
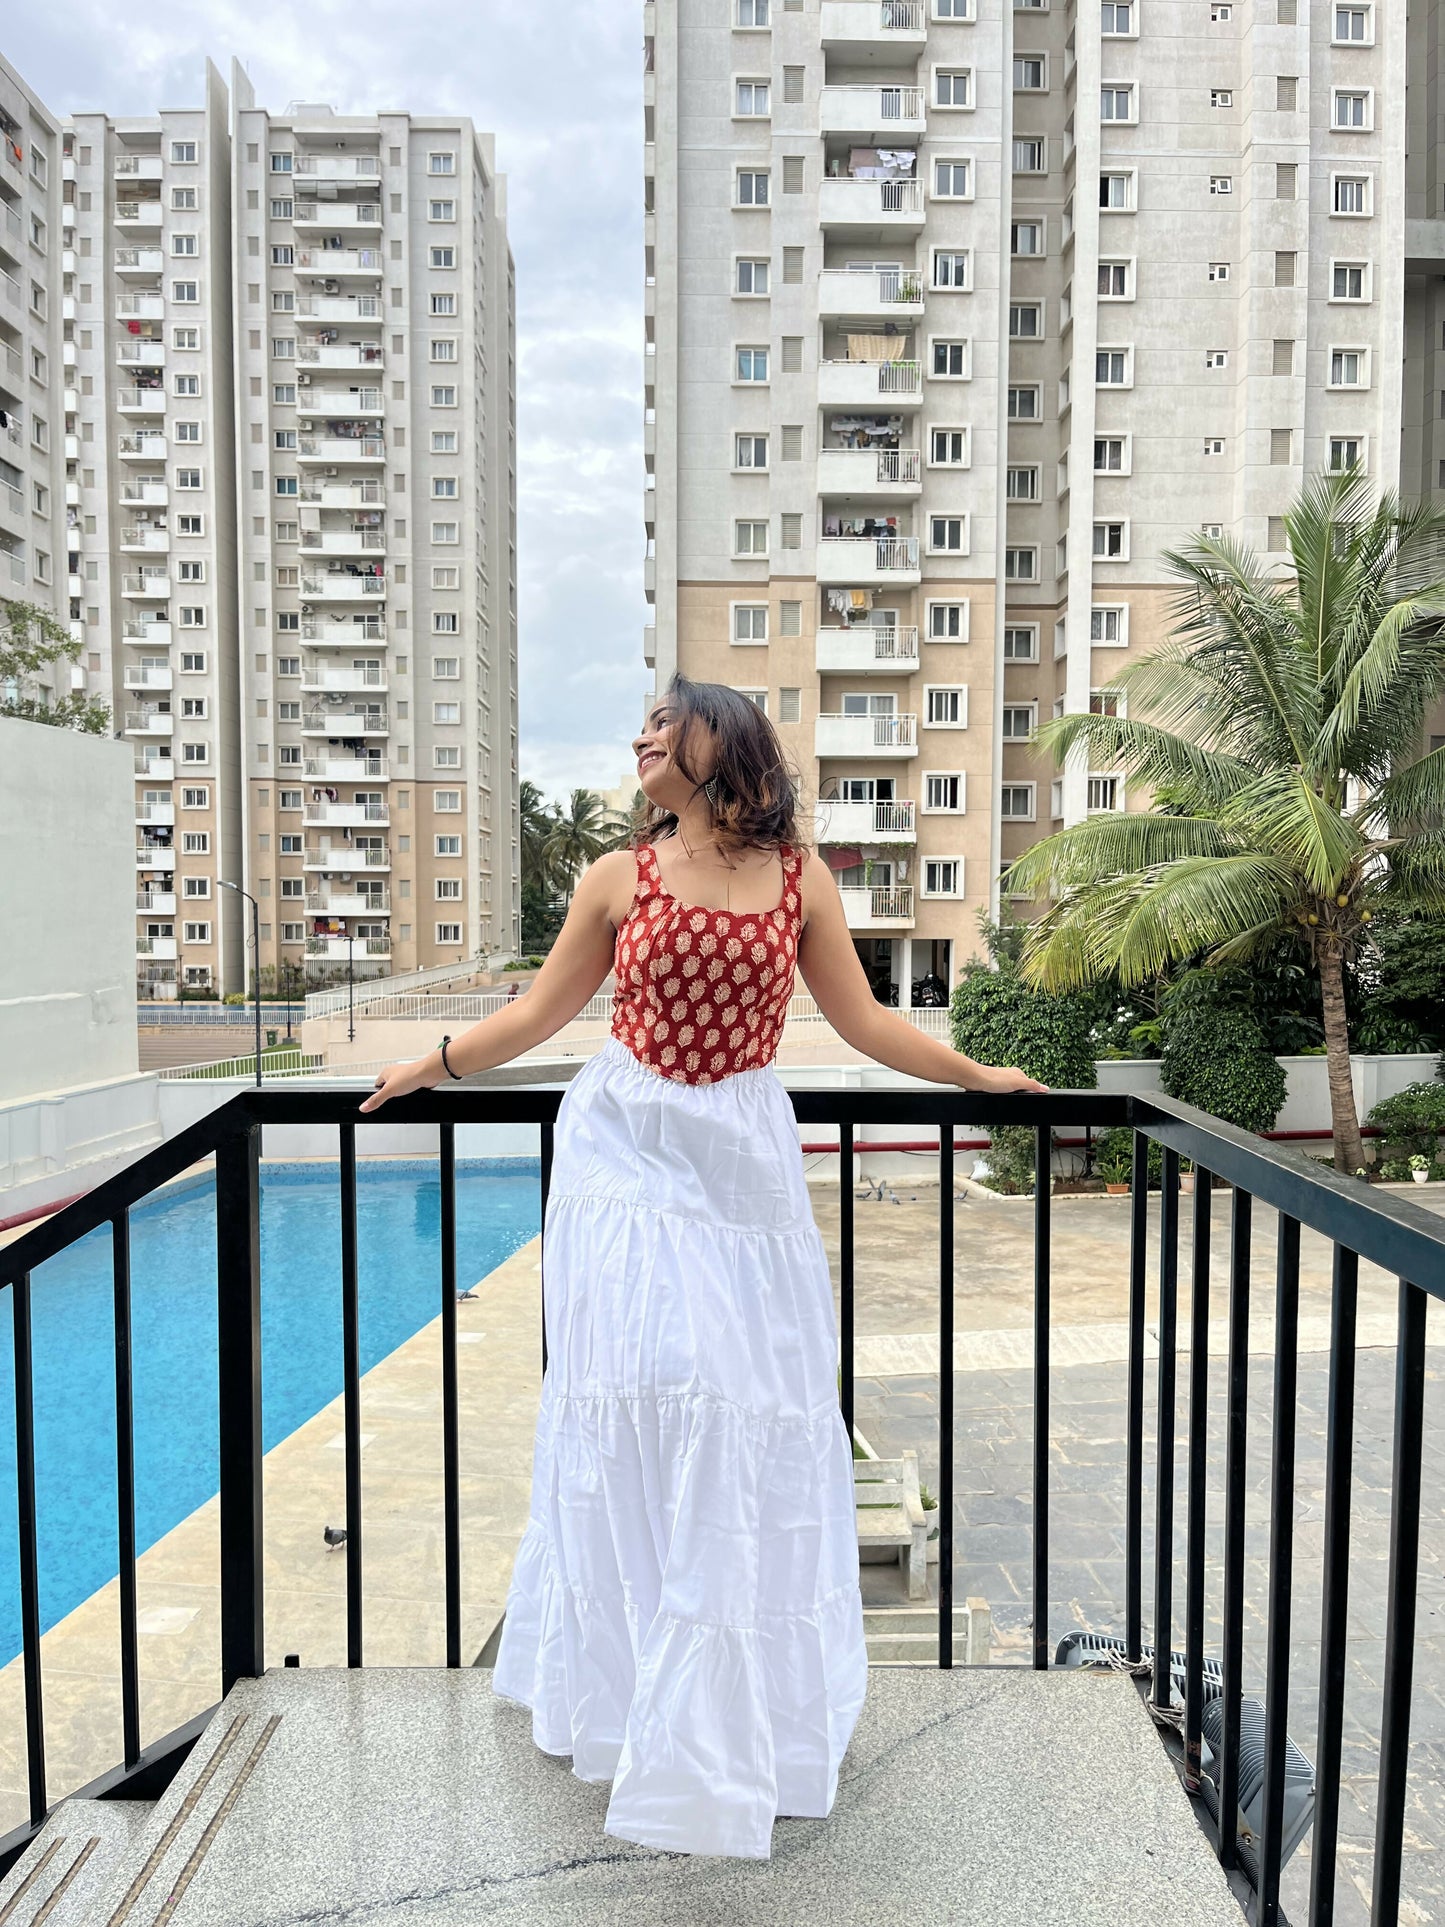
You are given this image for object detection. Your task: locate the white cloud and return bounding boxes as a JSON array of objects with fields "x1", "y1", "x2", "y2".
[{"x1": 8, "y1": 0, "x2": 650, "y2": 813}]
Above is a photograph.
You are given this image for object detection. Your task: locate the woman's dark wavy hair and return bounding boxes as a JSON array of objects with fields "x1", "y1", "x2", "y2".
[{"x1": 631, "y1": 673, "x2": 808, "y2": 860}]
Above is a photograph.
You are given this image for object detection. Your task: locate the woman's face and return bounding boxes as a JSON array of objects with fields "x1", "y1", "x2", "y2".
[{"x1": 632, "y1": 700, "x2": 718, "y2": 810}]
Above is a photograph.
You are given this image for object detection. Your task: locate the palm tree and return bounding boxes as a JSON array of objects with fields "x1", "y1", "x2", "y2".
[
  {"x1": 542, "y1": 788, "x2": 632, "y2": 904},
  {"x1": 519, "y1": 780, "x2": 565, "y2": 899},
  {"x1": 1001, "y1": 468, "x2": 1445, "y2": 1175}
]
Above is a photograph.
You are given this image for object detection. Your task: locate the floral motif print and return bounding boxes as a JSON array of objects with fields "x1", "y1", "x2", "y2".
[{"x1": 610, "y1": 842, "x2": 803, "y2": 1084}]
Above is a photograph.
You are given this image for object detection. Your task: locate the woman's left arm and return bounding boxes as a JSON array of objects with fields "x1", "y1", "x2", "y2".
[{"x1": 794, "y1": 850, "x2": 1048, "y2": 1093}]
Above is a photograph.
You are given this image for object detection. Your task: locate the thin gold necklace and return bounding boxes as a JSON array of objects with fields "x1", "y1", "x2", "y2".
[{"x1": 677, "y1": 825, "x2": 731, "y2": 909}]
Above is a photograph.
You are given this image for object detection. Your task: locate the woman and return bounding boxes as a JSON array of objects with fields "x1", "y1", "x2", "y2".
[{"x1": 361, "y1": 675, "x2": 1046, "y2": 1860}]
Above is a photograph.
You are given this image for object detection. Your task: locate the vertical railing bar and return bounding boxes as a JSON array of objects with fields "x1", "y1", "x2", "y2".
[
  {"x1": 12, "y1": 1270, "x2": 46, "y2": 1823},
  {"x1": 1257, "y1": 1212, "x2": 1301, "y2": 1927},
  {"x1": 1152, "y1": 1146, "x2": 1180, "y2": 1711},
  {"x1": 439, "y1": 1120, "x2": 461, "y2": 1669},
  {"x1": 839, "y1": 1120, "x2": 854, "y2": 1448},
  {"x1": 539, "y1": 1119, "x2": 554, "y2": 1378},
  {"x1": 939, "y1": 1127, "x2": 954, "y2": 1669},
  {"x1": 339, "y1": 1122, "x2": 363, "y2": 1669},
  {"x1": 1218, "y1": 1187, "x2": 1253, "y2": 1872},
  {"x1": 1370, "y1": 1277, "x2": 1427, "y2": 1927},
  {"x1": 112, "y1": 1210, "x2": 141, "y2": 1769},
  {"x1": 1125, "y1": 1128, "x2": 1148, "y2": 1663},
  {"x1": 1309, "y1": 1244, "x2": 1358, "y2": 1927},
  {"x1": 1033, "y1": 1123, "x2": 1050, "y2": 1671},
  {"x1": 215, "y1": 1116, "x2": 264, "y2": 1698},
  {"x1": 1183, "y1": 1166, "x2": 1212, "y2": 1790}
]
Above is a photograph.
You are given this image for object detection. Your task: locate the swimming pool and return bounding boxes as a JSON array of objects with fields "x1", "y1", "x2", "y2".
[{"x1": 0, "y1": 1159, "x2": 540, "y2": 1668}]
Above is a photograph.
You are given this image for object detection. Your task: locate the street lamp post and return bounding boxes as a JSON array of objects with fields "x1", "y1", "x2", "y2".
[{"x1": 218, "y1": 880, "x2": 263, "y2": 1087}]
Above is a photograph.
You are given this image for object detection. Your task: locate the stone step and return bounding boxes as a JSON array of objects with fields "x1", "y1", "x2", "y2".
[
  {"x1": 864, "y1": 1597, "x2": 991, "y2": 1664},
  {"x1": 80, "y1": 1664, "x2": 1243, "y2": 1924},
  {"x1": 0, "y1": 1798, "x2": 152, "y2": 1925}
]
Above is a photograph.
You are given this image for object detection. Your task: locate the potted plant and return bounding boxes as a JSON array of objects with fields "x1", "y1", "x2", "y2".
[
  {"x1": 1410, "y1": 1154, "x2": 1432, "y2": 1185},
  {"x1": 1179, "y1": 1157, "x2": 1196, "y2": 1195},
  {"x1": 1098, "y1": 1149, "x2": 1132, "y2": 1196},
  {"x1": 918, "y1": 1480, "x2": 941, "y2": 1562}
]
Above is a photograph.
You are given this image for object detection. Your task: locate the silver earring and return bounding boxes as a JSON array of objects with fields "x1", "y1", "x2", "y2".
[{"x1": 703, "y1": 775, "x2": 721, "y2": 805}]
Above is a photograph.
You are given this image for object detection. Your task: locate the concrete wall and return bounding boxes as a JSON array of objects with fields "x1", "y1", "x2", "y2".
[{"x1": 0, "y1": 717, "x2": 139, "y2": 1106}]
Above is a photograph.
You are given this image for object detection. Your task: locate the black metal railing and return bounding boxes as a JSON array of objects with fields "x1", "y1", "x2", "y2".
[{"x1": 2, "y1": 1082, "x2": 1443, "y2": 1927}]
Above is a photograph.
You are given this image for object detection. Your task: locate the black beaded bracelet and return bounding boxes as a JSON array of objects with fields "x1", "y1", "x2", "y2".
[{"x1": 440, "y1": 1035, "x2": 463, "y2": 1080}]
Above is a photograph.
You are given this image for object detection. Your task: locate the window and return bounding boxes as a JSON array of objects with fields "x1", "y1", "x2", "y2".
[
  {"x1": 1011, "y1": 220, "x2": 1043, "y2": 256},
  {"x1": 736, "y1": 169, "x2": 770, "y2": 206},
  {"x1": 172, "y1": 186, "x2": 198, "y2": 210},
  {"x1": 924, "y1": 773, "x2": 965, "y2": 811},
  {"x1": 177, "y1": 559, "x2": 206, "y2": 583},
  {"x1": 1004, "y1": 546, "x2": 1037, "y2": 581},
  {"x1": 275, "y1": 476, "x2": 298, "y2": 496},
  {"x1": 930, "y1": 516, "x2": 968, "y2": 553},
  {"x1": 435, "y1": 834, "x2": 462, "y2": 856},
  {"x1": 1277, "y1": 76, "x2": 1298, "y2": 112},
  {"x1": 434, "y1": 746, "x2": 461, "y2": 769},
  {"x1": 733, "y1": 604, "x2": 768, "y2": 642},
  {"x1": 1210, "y1": 88, "x2": 1233, "y2": 107},
  {"x1": 1006, "y1": 466, "x2": 1040, "y2": 501},
  {"x1": 923, "y1": 860, "x2": 963, "y2": 897},
  {"x1": 736, "y1": 345, "x2": 769, "y2": 382},
  {"x1": 433, "y1": 612, "x2": 460, "y2": 635},
  {"x1": 1008, "y1": 385, "x2": 1041, "y2": 421},
  {"x1": 932, "y1": 250, "x2": 971, "y2": 288},
  {"x1": 430, "y1": 246, "x2": 456, "y2": 269},
  {"x1": 1211, "y1": 1, "x2": 1232, "y2": 14},
  {"x1": 1093, "y1": 436, "x2": 1128, "y2": 473},
  {"x1": 428, "y1": 151, "x2": 456, "y2": 175},
  {"x1": 431, "y1": 384, "x2": 458, "y2": 405},
  {"x1": 432, "y1": 566, "x2": 460, "y2": 588},
  {"x1": 1090, "y1": 605, "x2": 1126, "y2": 644},
  {"x1": 170, "y1": 140, "x2": 197, "y2": 163},
  {"x1": 1013, "y1": 137, "x2": 1046, "y2": 174},
  {"x1": 1002, "y1": 704, "x2": 1036, "y2": 740},
  {"x1": 430, "y1": 293, "x2": 456, "y2": 316},
  {"x1": 934, "y1": 159, "x2": 972, "y2": 198},
  {"x1": 737, "y1": 0, "x2": 770, "y2": 20},
  {"x1": 174, "y1": 374, "x2": 201, "y2": 397},
  {"x1": 1095, "y1": 347, "x2": 1131, "y2": 386},
  {"x1": 1329, "y1": 435, "x2": 1365, "y2": 472},
  {"x1": 270, "y1": 244, "x2": 293, "y2": 266},
  {"x1": 734, "y1": 519, "x2": 768, "y2": 555},
  {"x1": 180, "y1": 651, "x2": 206, "y2": 673},
  {"x1": 431, "y1": 430, "x2": 458, "y2": 453},
  {"x1": 181, "y1": 742, "x2": 209, "y2": 764},
  {"x1": 178, "y1": 606, "x2": 207, "y2": 628},
  {"x1": 1097, "y1": 259, "x2": 1131, "y2": 298},
  {"x1": 1087, "y1": 775, "x2": 1122, "y2": 813},
  {"x1": 1101, "y1": 1, "x2": 1133, "y2": 30},
  {"x1": 1333, "y1": 175, "x2": 1369, "y2": 215},
  {"x1": 428, "y1": 199, "x2": 456, "y2": 221},
  {"x1": 1101, "y1": 85, "x2": 1135, "y2": 122},
  {"x1": 926, "y1": 686, "x2": 966, "y2": 726},
  {"x1": 1000, "y1": 785, "x2": 1036, "y2": 821},
  {"x1": 935, "y1": 0, "x2": 972, "y2": 14},
  {"x1": 182, "y1": 787, "x2": 209, "y2": 809},
  {"x1": 434, "y1": 791, "x2": 462, "y2": 811},
  {"x1": 270, "y1": 199, "x2": 293, "y2": 220},
  {"x1": 1010, "y1": 304, "x2": 1041, "y2": 339},
  {"x1": 171, "y1": 233, "x2": 199, "y2": 258},
  {"x1": 738, "y1": 689, "x2": 768, "y2": 714},
  {"x1": 1330, "y1": 347, "x2": 1367, "y2": 388},
  {"x1": 931, "y1": 338, "x2": 969, "y2": 377},
  {"x1": 928, "y1": 602, "x2": 968, "y2": 639},
  {"x1": 270, "y1": 290, "x2": 295, "y2": 313},
  {"x1": 429, "y1": 338, "x2": 457, "y2": 362},
  {"x1": 172, "y1": 280, "x2": 199, "y2": 303},
  {"x1": 1208, "y1": 261, "x2": 1231, "y2": 282},
  {"x1": 433, "y1": 701, "x2": 461, "y2": 725},
  {"x1": 1090, "y1": 689, "x2": 1126, "y2": 718},
  {"x1": 431, "y1": 520, "x2": 459, "y2": 543},
  {"x1": 1331, "y1": 260, "x2": 1368, "y2": 301},
  {"x1": 175, "y1": 468, "x2": 203, "y2": 490},
  {"x1": 1277, "y1": 163, "x2": 1297, "y2": 199},
  {"x1": 1206, "y1": 348, "x2": 1229, "y2": 369},
  {"x1": 436, "y1": 923, "x2": 463, "y2": 945},
  {"x1": 271, "y1": 335, "x2": 295, "y2": 357},
  {"x1": 734, "y1": 79, "x2": 770, "y2": 116},
  {"x1": 1210, "y1": 175, "x2": 1233, "y2": 196},
  {"x1": 1203, "y1": 437, "x2": 1225, "y2": 456},
  {"x1": 735, "y1": 433, "x2": 768, "y2": 469},
  {"x1": 930, "y1": 427, "x2": 969, "y2": 466},
  {"x1": 1334, "y1": 5, "x2": 1370, "y2": 41},
  {"x1": 1093, "y1": 521, "x2": 1127, "y2": 559},
  {"x1": 177, "y1": 513, "x2": 204, "y2": 535},
  {"x1": 1003, "y1": 626, "x2": 1039, "y2": 661},
  {"x1": 736, "y1": 257, "x2": 770, "y2": 295},
  {"x1": 934, "y1": 69, "x2": 973, "y2": 108},
  {"x1": 1099, "y1": 171, "x2": 1134, "y2": 210},
  {"x1": 1333, "y1": 90, "x2": 1370, "y2": 129},
  {"x1": 1014, "y1": 56, "x2": 1046, "y2": 90}
]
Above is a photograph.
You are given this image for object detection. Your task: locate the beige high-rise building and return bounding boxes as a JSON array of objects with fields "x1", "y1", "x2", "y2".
[
  {"x1": 645, "y1": 0, "x2": 1414, "y2": 1003},
  {"x1": 17, "y1": 55, "x2": 520, "y2": 1002}
]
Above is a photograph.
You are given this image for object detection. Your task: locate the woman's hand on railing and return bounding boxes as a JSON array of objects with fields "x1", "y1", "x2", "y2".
[
  {"x1": 972, "y1": 1063, "x2": 1050, "y2": 1095},
  {"x1": 358, "y1": 1055, "x2": 442, "y2": 1114}
]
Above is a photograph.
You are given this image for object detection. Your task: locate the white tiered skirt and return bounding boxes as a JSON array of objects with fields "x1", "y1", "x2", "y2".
[{"x1": 491, "y1": 1033, "x2": 869, "y2": 1860}]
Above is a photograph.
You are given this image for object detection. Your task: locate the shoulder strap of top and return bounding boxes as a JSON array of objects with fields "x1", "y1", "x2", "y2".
[{"x1": 632, "y1": 842, "x2": 663, "y2": 902}]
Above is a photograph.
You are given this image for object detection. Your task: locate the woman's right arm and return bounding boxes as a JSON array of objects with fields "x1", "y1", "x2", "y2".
[{"x1": 358, "y1": 849, "x2": 634, "y2": 1113}]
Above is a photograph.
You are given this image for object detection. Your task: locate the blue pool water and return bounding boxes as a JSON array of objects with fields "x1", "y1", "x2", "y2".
[{"x1": 0, "y1": 1160, "x2": 540, "y2": 1667}]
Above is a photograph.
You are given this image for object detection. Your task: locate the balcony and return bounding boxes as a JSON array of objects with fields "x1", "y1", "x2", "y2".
[
  {"x1": 293, "y1": 154, "x2": 381, "y2": 183},
  {"x1": 302, "y1": 705, "x2": 389, "y2": 736},
  {"x1": 123, "y1": 620, "x2": 172, "y2": 645},
  {"x1": 299, "y1": 569, "x2": 386, "y2": 601},
  {"x1": 838, "y1": 883, "x2": 915, "y2": 927},
  {"x1": 305, "y1": 934, "x2": 392, "y2": 960},
  {"x1": 113, "y1": 153, "x2": 164, "y2": 181},
  {"x1": 119, "y1": 525, "x2": 170, "y2": 554},
  {"x1": 293, "y1": 201, "x2": 382, "y2": 230},
  {"x1": 819, "y1": 358, "x2": 922, "y2": 407},
  {"x1": 818, "y1": 447, "x2": 922, "y2": 497},
  {"x1": 134, "y1": 753, "x2": 174, "y2": 779},
  {"x1": 303, "y1": 753, "x2": 389, "y2": 781},
  {"x1": 815, "y1": 797, "x2": 917, "y2": 843},
  {"x1": 115, "y1": 293, "x2": 164, "y2": 321},
  {"x1": 116, "y1": 385, "x2": 166, "y2": 413},
  {"x1": 2, "y1": 549, "x2": 25, "y2": 587},
  {"x1": 114, "y1": 198, "x2": 164, "y2": 227},
  {"x1": 113, "y1": 246, "x2": 165, "y2": 277},
  {"x1": 123, "y1": 708, "x2": 174, "y2": 736},
  {"x1": 301, "y1": 386, "x2": 384, "y2": 416},
  {"x1": 819, "y1": 176, "x2": 924, "y2": 231},
  {"x1": 303, "y1": 800, "x2": 390, "y2": 827},
  {"x1": 134, "y1": 843, "x2": 176, "y2": 869},
  {"x1": 300, "y1": 664, "x2": 387, "y2": 694},
  {"x1": 136, "y1": 888, "x2": 177, "y2": 913},
  {"x1": 121, "y1": 570, "x2": 172, "y2": 597},
  {"x1": 294, "y1": 247, "x2": 384, "y2": 278},
  {"x1": 134, "y1": 799, "x2": 176, "y2": 825},
  {"x1": 117, "y1": 433, "x2": 167, "y2": 462},
  {"x1": 818, "y1": 268, "x2": 925, "y2": 320},
  {"x1": 819, "y1": 85, "x2": 926, "y2": 138},
  {"x1": 124, "y1": 665, "x2": 173, "y2": 692},
  {"x1": 298, "y1": 527, "x2": 386, "y2": 557},
  {"x1": 815, "y1": 710, "x2": 918, "y2": 757},
  {"x1": 817, "y1": 534, "x2": 920, "y2": 585},
  {"x1": 135, "y1": 934, "x2": 178, "y2": 960},
  {"x1": 300, "y1": 616, "x2": 385, "y2": 644},
  {"x1": 115, "y1": 339, "x2": 165, "y2": 369},
  {"x1": 303, "y1": 840, "x2": 390, "y2": 870},
  {"x1": 298, "y1": 479, "x2": 386, "y2": 509},
  {"x1": 296, "y1": 333, "x2": 385, "y2": 361},
  {"x1": 305, "y1": 885, "x2": 391, "y2": 914},
  {"x1": 821, "y1": 0, "x2": 927, "y2": 48},
  {"x1": 297, "y1": 434, "x2": 385, "y2": 464},
  {"x1": 119, "y1": 482, "x2": 169, "y2": 508},
  {"x1": 816, "y1": 624, "x2": 920, "y2": 673}
]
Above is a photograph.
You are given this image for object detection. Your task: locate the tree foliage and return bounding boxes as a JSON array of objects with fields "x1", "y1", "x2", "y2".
[{"x1": 0, "y1": 599, "x2": 111, "y2": 734}]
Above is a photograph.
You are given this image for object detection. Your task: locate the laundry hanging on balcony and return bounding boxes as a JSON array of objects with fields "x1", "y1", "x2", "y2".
[
  {"x1": 823, "y1": 513, "x2": 899, "y2": 539},
  {"x1": 844, "y1": 334, "x2": 910, "y2": 363},
  {"x1": 847, "y1": 146, "x2": 916, "y2": 180},
  {"x1": 823, "y1": 845, "x2": 865, "y2": 871},
  {"x1": 827, "y1": 413, "x2": 903, "y2": 447}
]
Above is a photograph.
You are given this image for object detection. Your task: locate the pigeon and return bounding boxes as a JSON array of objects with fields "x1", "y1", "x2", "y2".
[
  {"x1": 323, "y1": 1526, "x2": 348, "y2": 1552},
  {"x1": 458, "y1": 1287, "x2": 478, "y2": 1302}
]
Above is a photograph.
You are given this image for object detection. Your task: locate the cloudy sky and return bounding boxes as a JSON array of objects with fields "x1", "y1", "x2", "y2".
[{"x1": 8, "y1": 1, "x2": 651, "y2": 806}]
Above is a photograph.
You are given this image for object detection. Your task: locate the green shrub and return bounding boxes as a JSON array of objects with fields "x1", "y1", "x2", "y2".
[
  {"x1": 1159, "y1": 999, "x2": 1286, "y2": 1133},
  {"x1": 1365, "y1": 1082, "x2": 1445, "y2": 1164},
  {"x1": 951, "y1": 964, "x2": 1096, "y2": 1196}
]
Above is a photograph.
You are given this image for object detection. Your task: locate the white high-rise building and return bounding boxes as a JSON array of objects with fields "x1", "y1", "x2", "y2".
[{"x1": 645, "y1": 0, "x2": 1416, "y2": 1001}]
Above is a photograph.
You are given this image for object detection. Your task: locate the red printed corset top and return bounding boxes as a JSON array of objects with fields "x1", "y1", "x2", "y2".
[{"x1": 609, "y1": 841, "x2": 803, "y2": 1085}]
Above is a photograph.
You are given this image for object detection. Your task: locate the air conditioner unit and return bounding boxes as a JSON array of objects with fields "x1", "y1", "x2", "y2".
[
  {"x1": 341, "y1": 872, "x2": 353, "y2": 881},
  {"x1": 297, "y1": 372, "x2": 311, "y2": 386},
  {"x1": 300, "y1": 603, "x2": 314, "y2": 615},
  {"x1": 327, "y1": 691, "x2": 346, "y2": 705}
]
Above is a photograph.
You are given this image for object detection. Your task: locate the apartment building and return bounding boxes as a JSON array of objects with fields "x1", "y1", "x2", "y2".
[
  {"x1": 23, "y1": 56, "x2": 520, "y2": 1001},
  {"x1": 645, "y1": 0, "x2": 1412, "y2": 1003},
  {"x1": 0, "y1": 55, "x2": 66, "y2": 657}
]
